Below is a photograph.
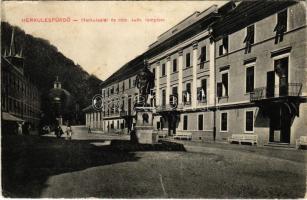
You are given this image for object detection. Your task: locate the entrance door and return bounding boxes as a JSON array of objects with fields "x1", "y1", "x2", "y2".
[
  {"x1": 269, "y1": 104, "x2": 291, "y2": 144},
  {"x1": 269, "y1": 107, "x2": 280, "y2": 142},
  {"x1": 266, "y1": 71, "x2": 275, "y2": 98},
  {"x1": 280, "y1": 105, "x2": 291, "y2": 143}
]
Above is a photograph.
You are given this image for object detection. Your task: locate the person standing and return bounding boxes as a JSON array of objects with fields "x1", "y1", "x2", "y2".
[
  {"x1": 88, "y1": 125, "x2": 92, "y2": 134},
  {"x1": 17, "y1": 122, "x2": 23, "y2": 135},
  {"x1": 66, "y1": 124, "x2": 73, "y2": 140}
]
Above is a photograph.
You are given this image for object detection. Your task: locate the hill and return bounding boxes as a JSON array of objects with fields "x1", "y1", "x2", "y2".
[{"x1": 1, "y1": 22, "x2": 102, "y2": 124}]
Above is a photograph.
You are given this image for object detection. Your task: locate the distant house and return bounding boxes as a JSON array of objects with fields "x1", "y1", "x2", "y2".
[{"x1": 82, "y1": 105, "x2": 102, "y2": 130}]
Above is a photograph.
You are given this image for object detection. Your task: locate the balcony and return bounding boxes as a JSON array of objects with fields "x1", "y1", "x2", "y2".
[
  {"x1": 250, "y1": 83, "x2": 302, "y2": 102},
  {"x1": 197, "y1": 97, "x2": 207, "y2": 106},
  {"x1": 119, "y1": 110, "x2": 133, "y2": 117},
  {"x1": 156, "y1": 104, "x2": 174, "y2": 112}
]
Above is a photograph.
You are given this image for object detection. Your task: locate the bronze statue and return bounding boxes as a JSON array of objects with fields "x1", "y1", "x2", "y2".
[{"x1": 135, "y1": 60, "x2": 155, "y2": 106}]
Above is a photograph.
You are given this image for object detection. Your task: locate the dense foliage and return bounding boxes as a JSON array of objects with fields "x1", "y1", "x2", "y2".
[{"x1": 1, "y1": 22, "x2": 102, "y2": 124}]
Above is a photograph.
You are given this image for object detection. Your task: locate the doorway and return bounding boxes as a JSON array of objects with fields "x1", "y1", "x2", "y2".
[{"x1": 269, "y1": 104, "x2": 291, "y2": 144}]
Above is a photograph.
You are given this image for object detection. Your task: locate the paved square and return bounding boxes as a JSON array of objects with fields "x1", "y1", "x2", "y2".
[{"x1": 2, "y1": 126, "x2": 306, "y2": 198}]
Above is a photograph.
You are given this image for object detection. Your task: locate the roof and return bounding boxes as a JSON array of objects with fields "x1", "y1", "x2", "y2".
[
  {"x1": 82, "y1": 105, "x2": 100, "y2": 113},
  {"x1": 101, "y1": 5, "x2": 220, "y2": 88},
  {"x1": 149, "y1": 5, "x2": 219, "y2": 49},
  {"x1": 2, "y1": 112, "x2": 24, "y2": 122},
  {"x1": 211, "y1": 1, "x2": 296, "y2": 39}
]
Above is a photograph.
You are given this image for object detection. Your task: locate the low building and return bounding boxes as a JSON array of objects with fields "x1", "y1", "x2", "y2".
[{"x1": 83, "y1": 105, "x2": 103, "y2": 130}]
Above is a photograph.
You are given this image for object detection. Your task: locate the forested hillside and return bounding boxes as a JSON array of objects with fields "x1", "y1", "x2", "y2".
[{"x1": 1, "y1": 22, "x2": 102, "y2": 124}]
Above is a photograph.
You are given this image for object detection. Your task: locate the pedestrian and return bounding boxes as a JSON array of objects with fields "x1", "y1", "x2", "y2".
[
  {"x1": 28, "y1": 123, "x2": 31, "y2": 135},
  {"x1": 88, "y1": 125, "x2": 92, "y2": 134},
  {"x1": 17, "y1": 122, "x2": 23, "y2": 135},
  {"x1": 66, "y1": 124, "x2": 73, "y2": 140}
]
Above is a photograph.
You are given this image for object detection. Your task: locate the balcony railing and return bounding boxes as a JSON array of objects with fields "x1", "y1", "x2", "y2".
[
  {"x1": 197, "y1": 97, "x2": 207, "y2": 105},
  {"x1": 250, "y1": 83, "x2": 302, "y2": 101},
  {"x1": 156, "y1": 104, "x2": 174, "y2": 112}
]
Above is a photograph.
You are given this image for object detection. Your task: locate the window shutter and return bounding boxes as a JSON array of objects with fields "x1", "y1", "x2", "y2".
[
  {"x1": 244, "y1": 30, "x2": 251, "y2": 43},
  {"x1": 197, "y1": 87, "x2": 201, "y2": 100},
  {"x1": 217, "y1": 82, "x2": 223, "y2": 97}
]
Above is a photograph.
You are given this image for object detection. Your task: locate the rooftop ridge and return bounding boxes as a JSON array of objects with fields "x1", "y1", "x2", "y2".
[{"x1": 149, "y1": 5, "x2": 218, "y2": 48}]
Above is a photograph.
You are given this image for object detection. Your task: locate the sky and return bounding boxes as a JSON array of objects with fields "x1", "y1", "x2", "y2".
[{"x1": 2, "y1": 1, "x2": 227, "y2": 81}]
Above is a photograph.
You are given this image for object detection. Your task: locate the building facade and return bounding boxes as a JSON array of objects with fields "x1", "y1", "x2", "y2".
[
  {"x1": 1, "y1": 30, "x2": 42, "y2": 133},
  {"x1": 93, "y1": 1, "x2": 306, "y2": 146},
  {"x1": 83, "y1": 105, "x2": 103, "y2": 130}
]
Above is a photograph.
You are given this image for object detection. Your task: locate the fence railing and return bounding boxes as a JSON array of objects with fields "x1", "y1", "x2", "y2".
[{"x1": 250, "y1": 83, "x2": 302, "y2": 101}]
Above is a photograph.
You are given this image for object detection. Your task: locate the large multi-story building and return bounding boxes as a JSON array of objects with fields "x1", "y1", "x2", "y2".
[
  {"x1": 1, "y1": 29, "x2": 41, "y2": 133},
  {"x1": 92, "y1": 1, "x2": 306, "y2": 146}
]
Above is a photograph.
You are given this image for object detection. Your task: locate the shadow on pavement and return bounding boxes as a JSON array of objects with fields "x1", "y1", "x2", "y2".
[
  {"x1": 1, "y1": 135, "x2": 137, "y2": 197},
  {"x1": 2, "y1": 134, "x2": 186, "y2": 197},
  {"x1": 108, "y1": 139, "x2": 186, "y2": 152}
]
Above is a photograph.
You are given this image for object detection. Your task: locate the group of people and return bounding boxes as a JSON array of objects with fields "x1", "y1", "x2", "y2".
[
  {"x1": 16, "y1": 122, "x2": 31, "y2": 135},
  {"x1": 54, "y1": 121, "x2": 73, "y2": 140}
]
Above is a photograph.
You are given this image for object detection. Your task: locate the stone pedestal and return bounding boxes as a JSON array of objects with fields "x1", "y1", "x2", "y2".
[{"x1": 134, "y1": 107, "x2": 158, "y2": 144}]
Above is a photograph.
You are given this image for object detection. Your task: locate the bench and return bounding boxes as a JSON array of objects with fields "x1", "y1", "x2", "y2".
[
  {"x1": 173, "y1": 132, "x2": 192, "y2": 140},
  {"x1": 228, "y1": 134, "x2": 258, "y2": 146},
  {"x1": 296, "y1": 136, "x2": 307, "y2": 149}
]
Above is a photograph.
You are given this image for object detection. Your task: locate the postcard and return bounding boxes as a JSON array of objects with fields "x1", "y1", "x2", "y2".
[{"x1": 1, "y1": 1, "x2": 306, "y2": 198}]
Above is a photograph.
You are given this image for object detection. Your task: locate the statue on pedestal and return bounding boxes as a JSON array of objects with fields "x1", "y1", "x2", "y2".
[
  {"x1": 135, "y1": 60, "x2": 155, "y2": 107},
  {"x1": 131, "y1": 60, "x2": 157, "y2": 144}
]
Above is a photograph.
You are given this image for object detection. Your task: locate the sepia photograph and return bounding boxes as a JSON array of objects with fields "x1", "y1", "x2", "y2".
[{"x1": 1, "y1": 0, "x2": 307, "y2": 198}]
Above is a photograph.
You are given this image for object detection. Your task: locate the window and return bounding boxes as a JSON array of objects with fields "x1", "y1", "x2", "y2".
[
  {"x1": 186, "y1": 83, "x2": 191, "y2": 94},
  {"x1": 217, "y1": 83, "x2": 222, "y2": 98},
  {"x1": 184, "y1": 83, "x2": 191, "y2": 104},
  {"x1": 162, "y1": 89, "x2": 166, "y2": 106},
  {"x1": 219, "y1": 36, "x2": 229, "y2": 56},
  {"x1": 198, "y1": 114, "x2": 203, "y2": 130},
  {"x1": 129, "y1": 78, "x2": 131, "y2": 88},
  {"x1": 221, "y1": 112, "x2": 228, "y2": 132},
  {"x1": 274, "y1": 10, "x2": 287, "y2": 43},
  {"x1": 198, "y1": 79, "x2": 207, "y2": 102},
  {"x1": 170, "y1": 86, "x2": 178, "y2": 106},
  {"x1": 200, "y1": 46, "x2": 207, "y2": 63},
  {"x1": 173, "y1": 59, "x2": 177, "y2": 72},
  {"x1": 186, "y1": 53, "x2": 191, "y2": 68},
  {"x1": 122, "y1": 81, "x2": 125, "y2": 91},
  {"x1": 172, "y1": 86, "x2": 178, "y2": 96},
  {"x1": 245, "y1": 111, "x2": 254, "y2": 132},
  {"x1": 244, "y1": 25, "x2": 254, "y2": 54},
  {"x1": 246, "y1": 66, "x2": 254, "y2": 93},
  {"x1": 162, "y1": 64, "x2": 166, "y2": 76},
  {"x1": 183, "y1": 115, "x2": 188, "y2": 130},
  {"x1": 121, "y1": 99, "x2": 125, "y2": 110}
]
